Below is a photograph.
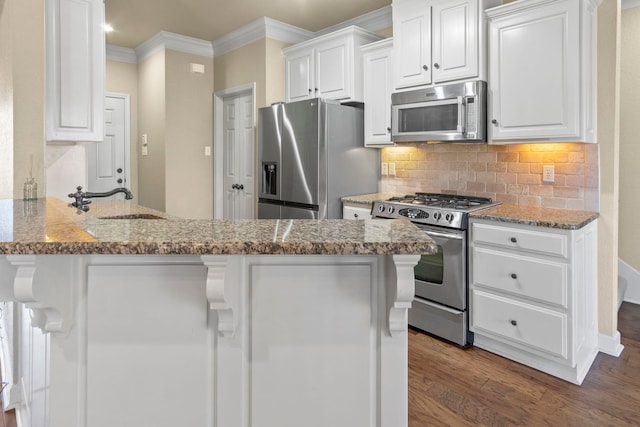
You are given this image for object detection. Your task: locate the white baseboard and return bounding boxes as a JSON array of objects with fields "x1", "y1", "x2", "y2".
[
  {"x1": 598, "y1": 331, "x2": 624, "y2": 357},
  {"x1": 619, "y1": 258, "x2": 640, "y2": 305}
]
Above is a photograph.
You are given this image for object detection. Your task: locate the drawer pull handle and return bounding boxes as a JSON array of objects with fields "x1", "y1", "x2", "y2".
[
  {"x1": 510, "y1": 320, "x2": 517, "y2": 326},
  {"x1": 511, "y1": 273, "x2": 518, "y2": 279},
  {"x1": 510, "y1": 237, "x2": 517, "y2": 243}
]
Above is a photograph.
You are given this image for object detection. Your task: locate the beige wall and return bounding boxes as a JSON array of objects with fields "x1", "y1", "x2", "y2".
[
  {"x1": 214, "y1": 39, "x2": 268, "y2": 108},
  {"x1": 106, "y1": 60, "x2": 139, "y2": 198},
  {"x1": 619, "y1": 7, "x2": 640, "y2": 272},
  {"x1": 165, "y1": 50, "x2": 214, "y2": 219},
  {"x1": 597, "y1": 0, "x2": 621, "y2": 337},
  {"x1": 1, "y1": 0, "x2": 45, "y2": 199},
  {"x1": 137, "y1": 50, "x2": 166, "y2": 211},
  {"x1": 382, "y1": 143, "x2": 599, "y2": 210},
  {"x1": 265, "y1": 39, "x2": 288, "y2": 105},
  {"x1": 0, "y1": 0, "x2": 13, "y2": 199}
]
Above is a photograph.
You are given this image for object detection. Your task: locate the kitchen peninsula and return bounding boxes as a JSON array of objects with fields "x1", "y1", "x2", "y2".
[{"x1": 0, "y1": 198, "x2": 435, "y2": 427}]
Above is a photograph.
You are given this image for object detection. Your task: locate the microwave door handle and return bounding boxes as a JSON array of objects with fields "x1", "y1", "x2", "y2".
[{"x1": 457, "y1": 96, "x2": 465, "y2": 134}]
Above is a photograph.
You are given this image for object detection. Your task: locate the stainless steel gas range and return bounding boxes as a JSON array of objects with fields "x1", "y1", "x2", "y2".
[{"x1": 372, "y1": 193, "x2": 500, "y2": 346}]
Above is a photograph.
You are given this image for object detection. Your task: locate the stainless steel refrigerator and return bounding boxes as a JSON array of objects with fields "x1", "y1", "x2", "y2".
[{"x1": 258, "y1": 98, "x2": 380, "y2": 219}]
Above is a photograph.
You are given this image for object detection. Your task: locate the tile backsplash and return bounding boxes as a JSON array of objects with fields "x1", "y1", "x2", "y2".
[{"x1": 381, "y1": 143, "x2": 599, "y2": 211}]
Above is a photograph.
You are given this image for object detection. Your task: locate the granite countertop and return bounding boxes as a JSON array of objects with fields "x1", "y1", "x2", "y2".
[
  {"x1": 0, "y1": 198, "x2": 436, "y2": 256},
  {"x1": 470, "y1": 204, "x2": 599, "y2": 230},
  {"x1": 341, "y1": 192, "x2": 403, "y2": 206}
]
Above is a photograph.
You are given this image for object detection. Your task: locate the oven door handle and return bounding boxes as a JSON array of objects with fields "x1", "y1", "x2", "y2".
[
  {"x1": 413, "y1": 296, "x2": 464, "y2": 315},
  {"x1": 421, "y1": 229, "x2": 464, "y2": 240}
]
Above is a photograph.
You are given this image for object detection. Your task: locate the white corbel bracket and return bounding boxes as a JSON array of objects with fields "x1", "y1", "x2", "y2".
[
  {"x1": 389, "y1": 255, "x2": 420, "y2": 337},
  {"x1": 202, "y1": 256, "x2": 237, "y2": 337},
  {"x1": 7, "y1": 255, "x2": 66, "y2": 334}
]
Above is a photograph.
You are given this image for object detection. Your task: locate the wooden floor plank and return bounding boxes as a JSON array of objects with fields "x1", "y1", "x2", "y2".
[{"x1": 409, "y1": 302, "x2": 640, "y2": 426}]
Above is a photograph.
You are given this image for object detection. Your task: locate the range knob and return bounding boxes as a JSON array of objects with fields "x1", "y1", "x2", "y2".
[
  {"x1": 433, "y1": 212, "x2": 442, "y2": 221},
  {"x1": 377, "y1": 204, "x2": 385, "y2": 213},
  {"x1": 388, "y1": 206, "x2": 395, "y2": 214},
  {"x1": 445, "y1": 213, "x2": 455, "y2": 223}
]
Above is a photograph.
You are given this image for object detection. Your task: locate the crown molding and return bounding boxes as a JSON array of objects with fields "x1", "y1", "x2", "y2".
[
  {"x1": 212, "y1": 17, "x2": 313, "y2": 57},
  {"x1": 106, "y1": 44, "x2": 138, "y2": 64},
  {"x1": 135, "y1": 31, "x2": 214, "y2": 62},
  {"x1": 108, "y1": 6, "x2": 392, "y2": 62},
  {"x1": 623, "y1": 0, "x2": 640, "y2": 9},
  {"x1": 315, "y1": 5, "x2": 392, "y2": 37}
]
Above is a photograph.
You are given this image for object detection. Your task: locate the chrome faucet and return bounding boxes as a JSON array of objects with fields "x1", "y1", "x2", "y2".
[{"x1": 68, "y1": 186, "x2": 134, "y2": 213}]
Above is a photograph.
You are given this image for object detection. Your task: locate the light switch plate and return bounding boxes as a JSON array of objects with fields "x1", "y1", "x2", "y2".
[
  {"x1": 381, "y1": 162, "x2": 388, "y2": 176},
  {"x1": 388, "y1": 163, "x2": 396, "y2": 176}
]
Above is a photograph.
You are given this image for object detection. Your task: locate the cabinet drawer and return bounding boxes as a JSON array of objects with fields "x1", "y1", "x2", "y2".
[
  {"x1": 472, "y1": 223, "x2": 567, "y2": 258},
  {"x1": 342, "y1": 205, "x2": 372, "y2": 220},
  {"x1": 472, "y1": 290, "x2": 567, "y2": 359},
  {"x1": 472, "y1": 247, "x2": 567, "y2": 307}
]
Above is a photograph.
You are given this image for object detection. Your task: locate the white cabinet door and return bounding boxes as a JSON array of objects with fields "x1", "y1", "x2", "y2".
[
  {"x1": 393, "y1": 0, "x2": 432, "y2": 89},
  {"x1": 362, "y1": 39, "x2": 393, "y2": 147},
  {"x1": 432, "y1": 0, "x2": 478, "y2": 83},
  {"x1": 45, "y1": 0, "x2": 105, "y2": 142},
  {"x1": 285, "y1": 48, "x2": 315, "y2": 102},
  {"x1": 486, "y1": 0, "x2": 596, "y2": 143},
  {"x1": 315, "y1": 38, "x2": 351, "y2": 100}
]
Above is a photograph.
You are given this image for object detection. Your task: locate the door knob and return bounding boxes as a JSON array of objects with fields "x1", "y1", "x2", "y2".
[
  {"x1": 232, "y1": 184, "x2": 238, "y2": 190},
  {"x1": 117, "y1": 168, "x2": 123, "y2": 173},
  {"x1": 238, "y1": 184, "x2": 244, "y2": 190}
]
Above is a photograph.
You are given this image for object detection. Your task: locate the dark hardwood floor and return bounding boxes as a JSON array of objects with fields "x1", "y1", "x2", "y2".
[
  {"x1": 1, "y1": 303, "x2": 638, "y2": 426},
  {"x1": 409, "y1": 302, "x2": 640, "y2": 426}
]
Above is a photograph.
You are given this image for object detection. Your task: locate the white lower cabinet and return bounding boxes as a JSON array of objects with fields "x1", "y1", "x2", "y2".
[
  {"x1": 343, "y1": 204, "x2": 372, "y2": 219},
  {"x1": 469, "y1": 219, "x2": 598, "y2": 385}
]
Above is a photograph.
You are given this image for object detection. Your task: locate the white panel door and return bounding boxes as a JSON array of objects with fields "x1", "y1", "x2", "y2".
[
  {"x1": 363, "y1": 40, "x2": 393, "y2": 146},
  {"x1": 432, "y1": 0, "x2": 478, "y2": 83},
  {"x1": 315, "y1": 39, "x2": 350, "y2": 100},
  {"x1": 86, "y1": 95, "x2": 128, "y2": 198},
  {"x1": 488, "y1": 0, "x2": 579, "y2": 140},
  {"x1": 222, "y1": 92, "x2": 255, "y2": 219},
  {"x1": 285, "y1": 49, "x2": 314, "y2": 102},
  {"x1": 393, "y1": 0, "x2": 431, "y2": 89}
]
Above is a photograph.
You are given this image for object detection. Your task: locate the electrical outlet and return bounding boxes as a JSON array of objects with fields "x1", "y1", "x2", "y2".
[
  {"x1": 543, "y1": 165, "x2": 555, "y2": 183},
  {"x1": 204, "y1": 146, "x2": 211, "y2": 156},
  {"x1": 381, "y1": 162, "x2": 388, "y2": 176},
  {"x1": 388, "y1": 163, "x2": 396, "y2": 176}
]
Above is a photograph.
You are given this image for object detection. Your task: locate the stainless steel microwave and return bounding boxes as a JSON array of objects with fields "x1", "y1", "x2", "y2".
[{"x1": 391, "y1": 80, "x2": 487, "y2": 142}]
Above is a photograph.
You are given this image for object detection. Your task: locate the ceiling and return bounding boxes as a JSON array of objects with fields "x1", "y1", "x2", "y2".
[{"x1": 105, "y1": 0, "x2": 392, "y2": 49}]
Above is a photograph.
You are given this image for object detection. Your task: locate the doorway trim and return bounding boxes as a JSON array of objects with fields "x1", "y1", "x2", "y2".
[{"x1": 213, "y1": 82, "x2": 256, "y2": 219}]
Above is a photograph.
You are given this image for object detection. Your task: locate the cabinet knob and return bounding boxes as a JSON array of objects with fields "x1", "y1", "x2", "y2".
[
  {"x1": 434, "y1": 63, "x2": 440, "y2": 69},
  {"x1": 422, "y1": 65, "x2": 428, "y2": 71},
  {"x1": 511, "y1": 273, "x2": 518, "y2": 279},
  {"x1": 314, "y1": 88, "x2": 318, "y2": 93},
  {"x1": 387, "y1": 127, "x2": 391, "y2": 133},
  {"x1": 354, "y1": 213, "x2": 359, "y2": 218},
  {"x1": 117, "y1": 168, "x2": 123, "y2": 173},
  {"x1": 308, "y1": 88, "x2": 312, "y2": 94},
  {"x1": 492, "y1": 119, "x2": 499, "y2": 126},
  {"x1": 510, "y1": 237, "x2": 517, "y2": 243},
  {"x1": 117, "y1": 178, "x2": 123, "y2": 184},
  {"x1": 510, "y1": 320, "x2": 518, "y2": 326}
]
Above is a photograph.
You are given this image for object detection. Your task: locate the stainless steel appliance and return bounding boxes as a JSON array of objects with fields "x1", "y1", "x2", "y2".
[
  {"x1": 258, "y1": 98, "x2": 380, "y2": 219},
  {"x1": 391, "y1": 80, "x2": 487, "y2": 142},
  {"x1": 371, "y1": 193, "x2": 500, "y2": 346}
]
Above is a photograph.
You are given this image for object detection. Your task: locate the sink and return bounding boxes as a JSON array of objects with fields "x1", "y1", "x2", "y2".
[{"x1": 98, "y1": 213, "x2": 165, "y2": 220}]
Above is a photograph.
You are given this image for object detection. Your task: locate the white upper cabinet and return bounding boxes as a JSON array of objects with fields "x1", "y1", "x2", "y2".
[
  {"x1": 45, "y1": 0, "x2": 105, "y2": 142},
  {"x1": 486, "y1": 0, "x2": 599, "y2": 143},
  {"x1": 283, "y1": 26, "x2": 382, "y2": 103},
  {"x1": 393, "y1": 0, "x2": 432, "y2": 88},
  {"x1": 432, "y1": 0, "x2": 478, "y2": 83},
  {"x1": 392, "y1": 0, "x2": 499, "y2": 90},
  {"x1": 362, "y1": 39, "x2": 394, "y2": 147}
]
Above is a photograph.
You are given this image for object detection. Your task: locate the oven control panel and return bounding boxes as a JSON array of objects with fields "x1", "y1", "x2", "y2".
[{"x1": 371, "y1": 202, "x2": 466, "y2": 228}]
